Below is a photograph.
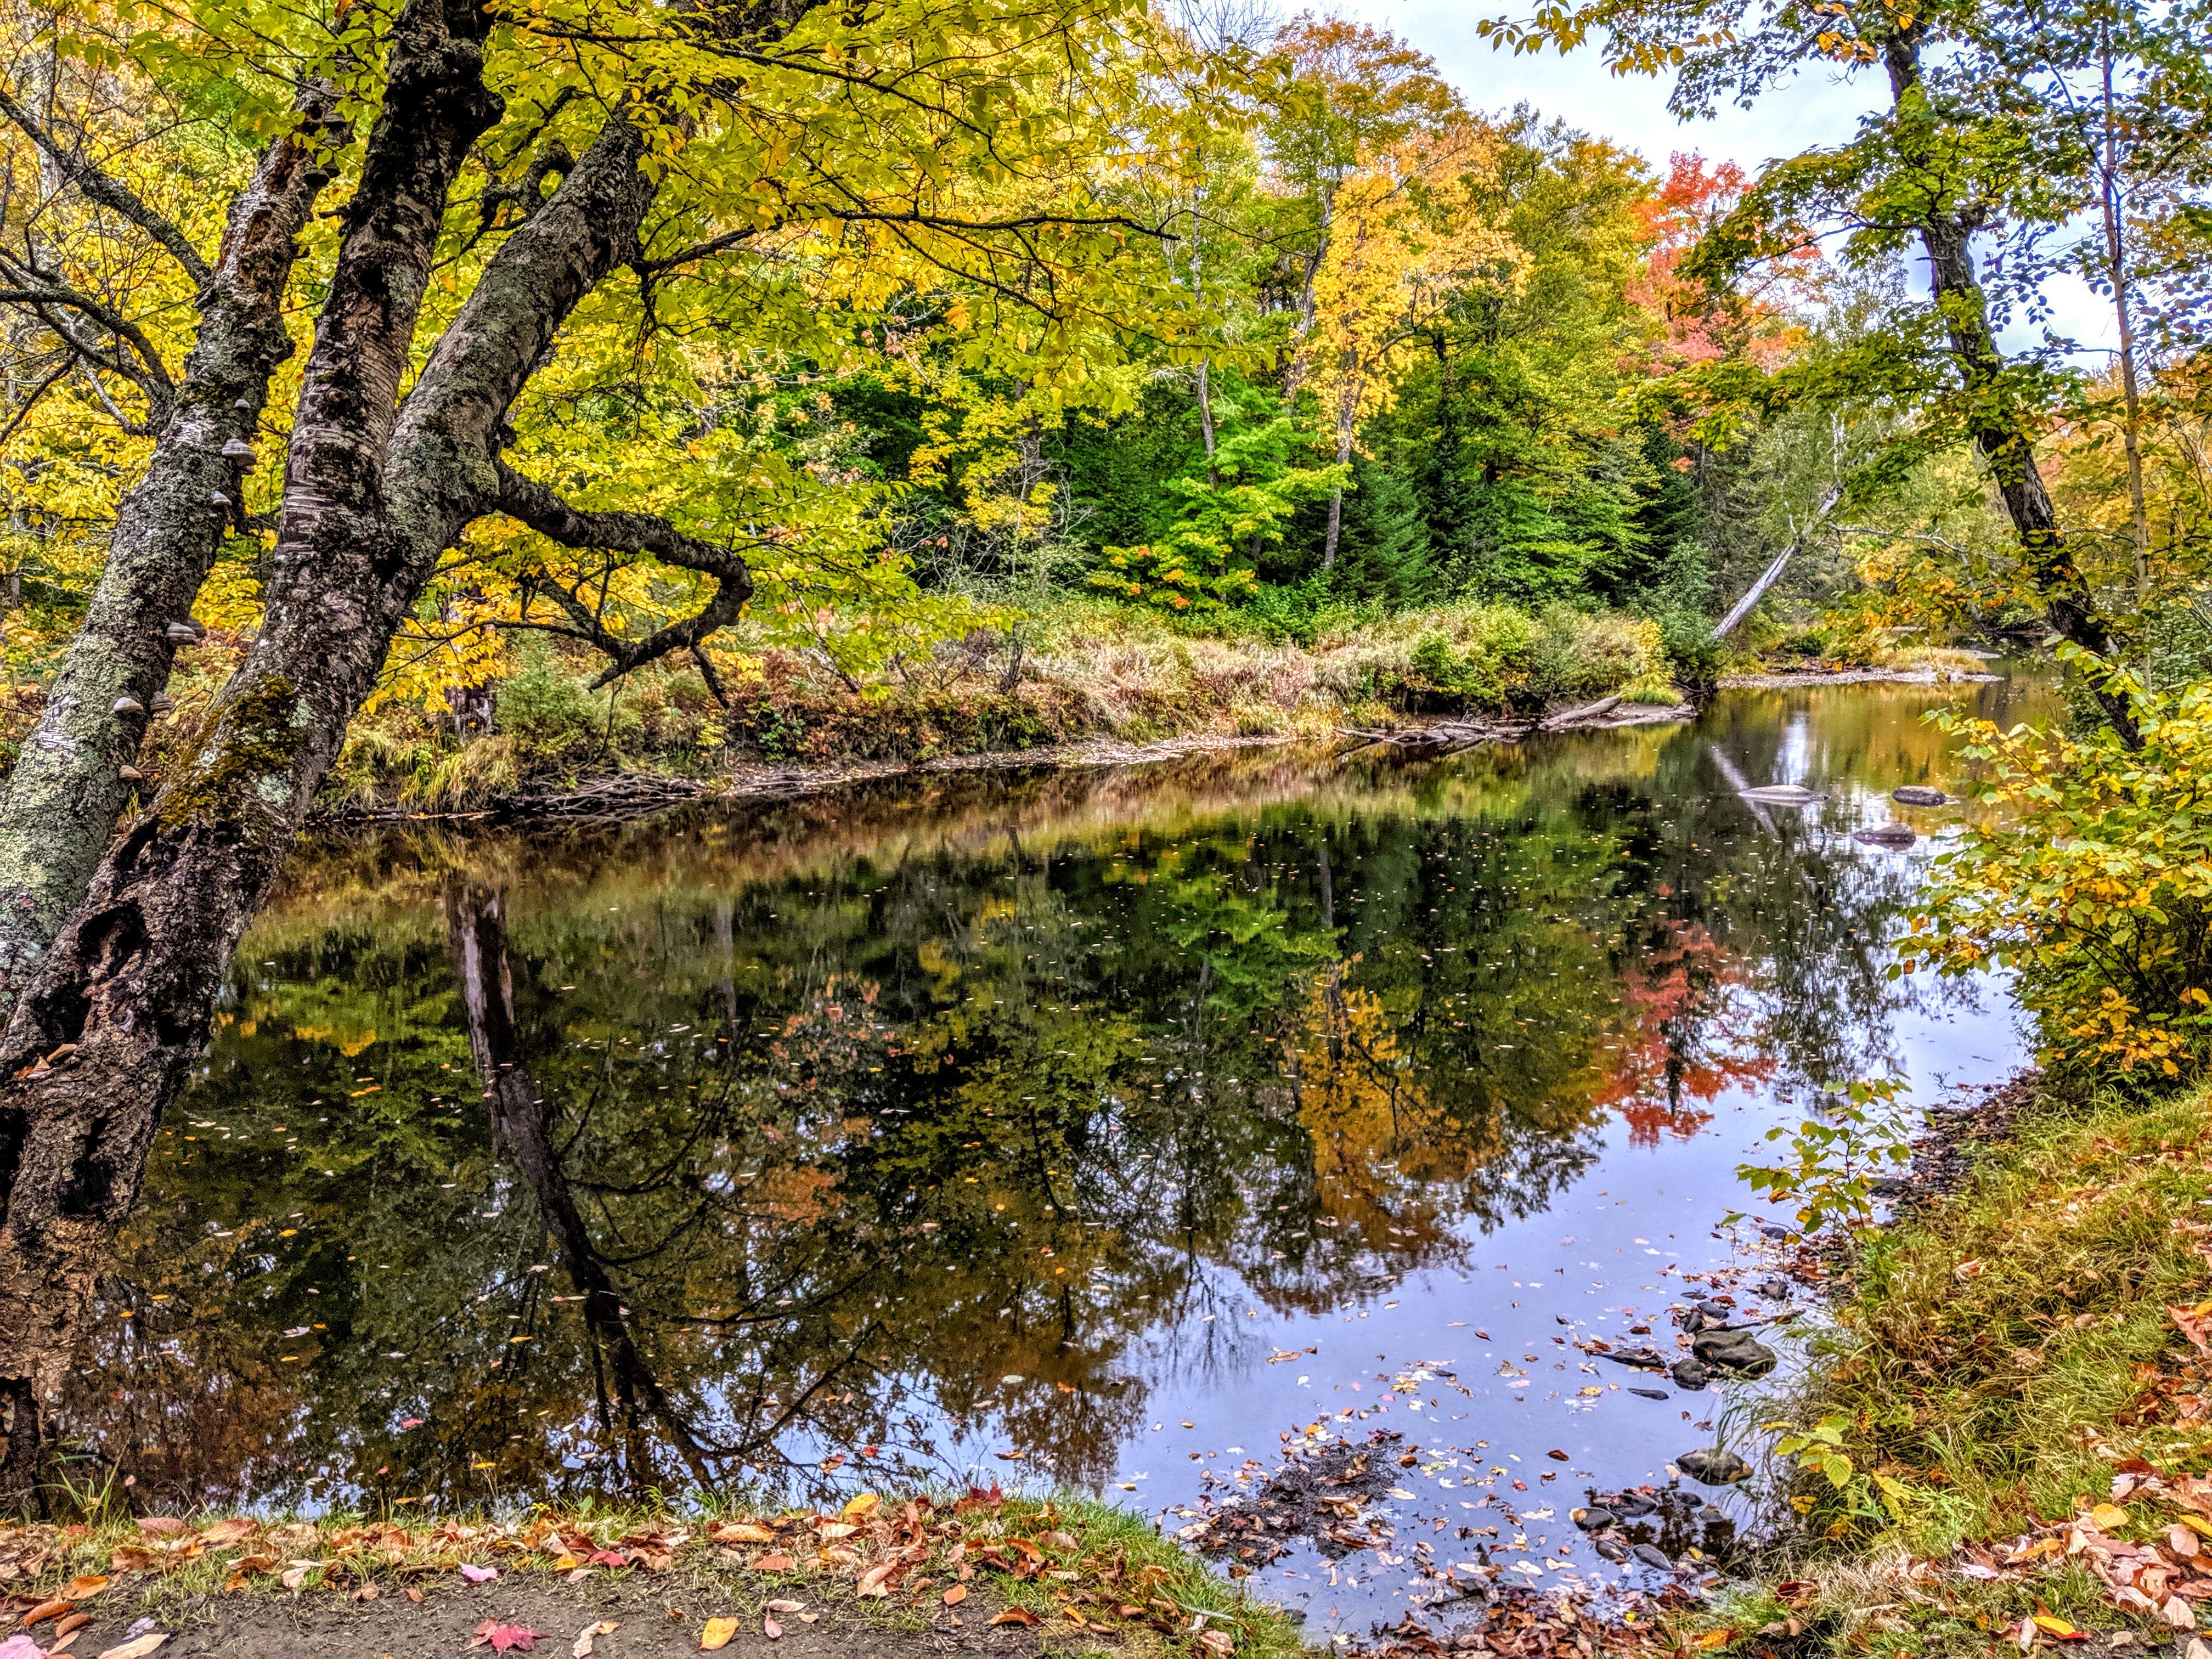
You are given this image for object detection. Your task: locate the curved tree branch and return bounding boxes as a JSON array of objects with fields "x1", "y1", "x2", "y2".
[{"x1": 493, "y1": 459, "x2": 754, "y2": 685}]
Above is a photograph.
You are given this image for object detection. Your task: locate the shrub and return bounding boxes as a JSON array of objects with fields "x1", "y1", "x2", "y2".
[
  {"x1": 495, "y1": 645, "x2": 601, "y2": 748},
  {"x1": 1903, "y1": 680, "x2": 2212, "y2": 1082}
]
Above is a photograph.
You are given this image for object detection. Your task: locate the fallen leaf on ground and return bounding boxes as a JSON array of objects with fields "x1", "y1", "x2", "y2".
[
  {"x1": 750, "y1": 1553, "x2": 793, "y2": 1573},
  {"x1": 94, "y1": 1639, "x2": 168, "y2": 1659},
  {"x1": 709, "y1": 1522, "x2": 776, "y2": 1545},
  {"x1": 61, "y1": 1577, "x2": 109, "y2": 1600},
  {"x1": 856, "y1": 1562, "x2": 895, "y2": 1597},
  {"x1": 0, "y1": 1637, "x2": 44, "y2": 1659},
  {"x1": 765, "y1": 1617, "x2": 783, "y2": 1640},
  {"x1": 470, "y1": 1622, "x2": 542, "y2": 1652},
  {"x1": 843, "y1": 1493, "x2": 881, "y2": 1517},
  {"x1": 459, "y1": 1562, "x2": 499, "y2": 1583},
  {"x1": 2032, "y1": 1611, "x2": 2088, "y2": 1640},
  {"x1": 699, "y1": 1618, "x2": 740, "y2": 1650},
  {"x1": 199, "y1": 1519, "x2": 257, "y2": 1545},
  {"x1": 989, "y1": 1609, "x2": 1040, "y2": 1627},
  {"x1": 2092, "y1": 1504, "x2": 2131, "y2": 1531},
  {"x1": 943, "y1": 1585, "x2": 967, "y2": 1606},
  {"x1": 1695, "y1": 1632, "x2": 1737, "y2": 1651},
  {"x1": 135, "y1": 1519, "x2": 186, "y2": 1537},
  {"x1": 572, "y1": 1620, "x2": 618, "y2": 1657},
  {"x1": 22, "y1": 1600, "x2": 74, "y2": 1627}
]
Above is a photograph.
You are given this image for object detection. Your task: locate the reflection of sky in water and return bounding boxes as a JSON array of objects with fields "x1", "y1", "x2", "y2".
[{"x1": 79, "y1": 676, "x2": 2052, "y2": 1644}]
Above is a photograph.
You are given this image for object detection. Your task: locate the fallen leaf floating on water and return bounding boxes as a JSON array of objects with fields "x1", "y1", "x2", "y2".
[
  {"x1": 470, "y1": 1623, "x2": 542, "y2": 1652},
  {"x1": 95, "y1": 1640, "x2": 169, "y2": 1659},
  {"x1": 571, "y1": 1621, "x2": 618, "y2": 1657},
  {"x1": 699, "y1": 1617, "x2": 740, "y2": 1650}
]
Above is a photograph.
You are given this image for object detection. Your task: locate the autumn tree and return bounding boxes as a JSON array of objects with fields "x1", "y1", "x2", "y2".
[
  {"x1": 1479, "y1": 0, "x2": 2212, "y2": 740},
  {"x1": 0, "y1": 0, "x2": 1186, "y2": 1505}
]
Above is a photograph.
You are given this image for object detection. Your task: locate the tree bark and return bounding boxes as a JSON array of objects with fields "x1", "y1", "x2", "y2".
[
  {"x1": 1883, "y1": 33, "x2": 2141, "y2": 747},
  {"x1": 0, "y1": 93, "x2": 342, "y2": 1024},
  {"x1": 0, "y1": 0, "x2": 514, "y2": 1509}
]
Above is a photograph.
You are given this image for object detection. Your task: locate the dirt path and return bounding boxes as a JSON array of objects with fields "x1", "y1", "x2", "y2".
[{"x1": 48, "y1": 1576, "x2": 1041, "y2": 1658}]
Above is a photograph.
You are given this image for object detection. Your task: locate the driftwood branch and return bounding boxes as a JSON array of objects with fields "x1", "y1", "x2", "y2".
[{"x1": 1712, "y1": 485, "x2": 1843, "y2": 640}]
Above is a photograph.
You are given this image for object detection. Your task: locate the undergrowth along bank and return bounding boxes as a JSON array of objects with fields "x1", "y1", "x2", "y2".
[
  {"x1": 1, "y1": 597, "x2": 1989, "y2": 814},
  {"x1": 1689, "y1": 1080, "x2": 2212, "y2": 1659}
]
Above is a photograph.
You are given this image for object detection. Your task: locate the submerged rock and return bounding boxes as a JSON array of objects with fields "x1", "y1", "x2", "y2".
[
  {"x1": 1892, "y1": 785, "x2": 1948, "y2": 806},
  {"x1": 1693, "y1": 1327, "x2": 1780, "y2": 1378},
  {"x1": 1677, "y1": 1447, "x2": 1752, "y2": 1486},
  {"x1": 1629, "y1": 1387, "x2": 1670, "y2": 1401},
  {"x1": 1631, "y1": 1542, "x2": 1673, "y2": 1570},
  {"x1": 1853, "y1": 823, "x2": 1916, "y2": 849}
]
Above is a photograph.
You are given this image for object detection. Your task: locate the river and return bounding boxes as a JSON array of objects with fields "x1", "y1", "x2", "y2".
[{"x1": 64, "y1": 673, "x2": 2056, "y2": 1642}]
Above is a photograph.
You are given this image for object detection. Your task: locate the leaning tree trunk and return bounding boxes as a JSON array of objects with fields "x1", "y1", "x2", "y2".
[
  {"x1": 0, "y1": 96, "x2": 341, "y2": 1021},
  {"x1": 1883, "y1": 33, "x2": 2141, "y2": 748},
  {"x1": 0, "y1": 0, "x2": 517, "y2": 1507}
]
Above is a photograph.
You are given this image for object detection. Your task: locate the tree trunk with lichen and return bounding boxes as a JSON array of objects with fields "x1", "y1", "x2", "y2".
[
  {"x1": 0, "y1": 95, "x2": 341, "y2": 1024},
  {"x1": 0, "y1": 0, "x2": 678, "y2": 1508}
]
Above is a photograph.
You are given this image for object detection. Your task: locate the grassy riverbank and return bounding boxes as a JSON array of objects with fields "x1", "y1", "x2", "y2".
[
  {"x1": 0, "y1": 1489, "x2": 1307, "y2": 1658},
  {"x1": 1683, "y1": 1080, "x2": 2212, "y2": 1658},
  {"x1": 5, "y1": 597, "x2": 1990, "y2": 814}
]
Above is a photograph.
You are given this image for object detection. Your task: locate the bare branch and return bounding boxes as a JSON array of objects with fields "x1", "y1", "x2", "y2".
[{"x1": 0, "y1": 87, "x2": 212, "y2": 287}]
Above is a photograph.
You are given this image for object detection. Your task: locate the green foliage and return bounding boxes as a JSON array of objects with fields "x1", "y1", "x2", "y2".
[
  {"x1": 1089, "y1": 402, "x2": 1345, "y2": 613},
  {"x1": 493, "y1": 644, "x2": 602, "y2": 751},
  {"x1": 1902, "y1": 675, "x2": 2212, "y2": 1083},
  {"x1": 1736, "y1": 1077, "x2": 1915, "y2": 1236}
]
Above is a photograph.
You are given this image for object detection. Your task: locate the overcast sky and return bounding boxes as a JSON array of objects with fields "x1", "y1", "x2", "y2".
[{"x1": 1332, "y1": 0, "x2": 2118, "y2": 359}]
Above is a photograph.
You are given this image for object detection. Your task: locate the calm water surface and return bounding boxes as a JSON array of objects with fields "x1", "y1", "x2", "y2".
[{"x1": 74, "y1": 676, "x2": 2056, "y2": 1638}]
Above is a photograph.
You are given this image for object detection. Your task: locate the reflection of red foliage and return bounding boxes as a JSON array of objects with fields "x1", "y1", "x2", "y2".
[{"x1": 1595, "y1": 919, "x2": 1774, "y2": 1147}]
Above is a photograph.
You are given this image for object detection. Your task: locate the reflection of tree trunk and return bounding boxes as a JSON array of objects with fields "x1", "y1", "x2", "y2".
[
  {"x1": 713, "y1": 900, "x2": 740, "y2": 1047},
  {"x1": 443, "y1": 880, "x2": 715, "y2": 1491}
]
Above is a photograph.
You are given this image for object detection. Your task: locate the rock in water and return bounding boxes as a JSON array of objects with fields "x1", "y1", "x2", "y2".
[
  {"x1": 1631, "y1": 1542, "x2": 1673, "y2": 1571},
  {"x1": 1629, "y1": 1387, "x2": 1670, "y2": 1401},
  {"x1": 1892, "y1": 785, "x2": 1948, "y2": 806},
  {"x1": 1678, "y1": 1448, "x2": 1752, "y2": 1486},
  {"x1": 1670, "y1": 1357, "x2": 1711, "y2": 1390},
  {"x1": 1739, "y1": 784, "x2": 1824, "y2": 804},
  {"x1": 1853, "y1": 823, "x2": 1916, "y2": 849},
  {"x1": 1573, "y1": 1508, "x2": 1616, "y2": 1531},
  {"x1": 1693, "y1": 1327, "x2": 1780, "y2": 1378}
]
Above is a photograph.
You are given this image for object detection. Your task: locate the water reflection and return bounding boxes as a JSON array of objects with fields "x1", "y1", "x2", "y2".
[{"x1": 65, "y1": 679, "x2": 2047, "y2": 1613}]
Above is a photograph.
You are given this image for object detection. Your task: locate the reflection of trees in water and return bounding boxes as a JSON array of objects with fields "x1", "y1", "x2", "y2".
[{"x1": 61, "y1": 689, "x2": 2024, "y2": 1509}]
